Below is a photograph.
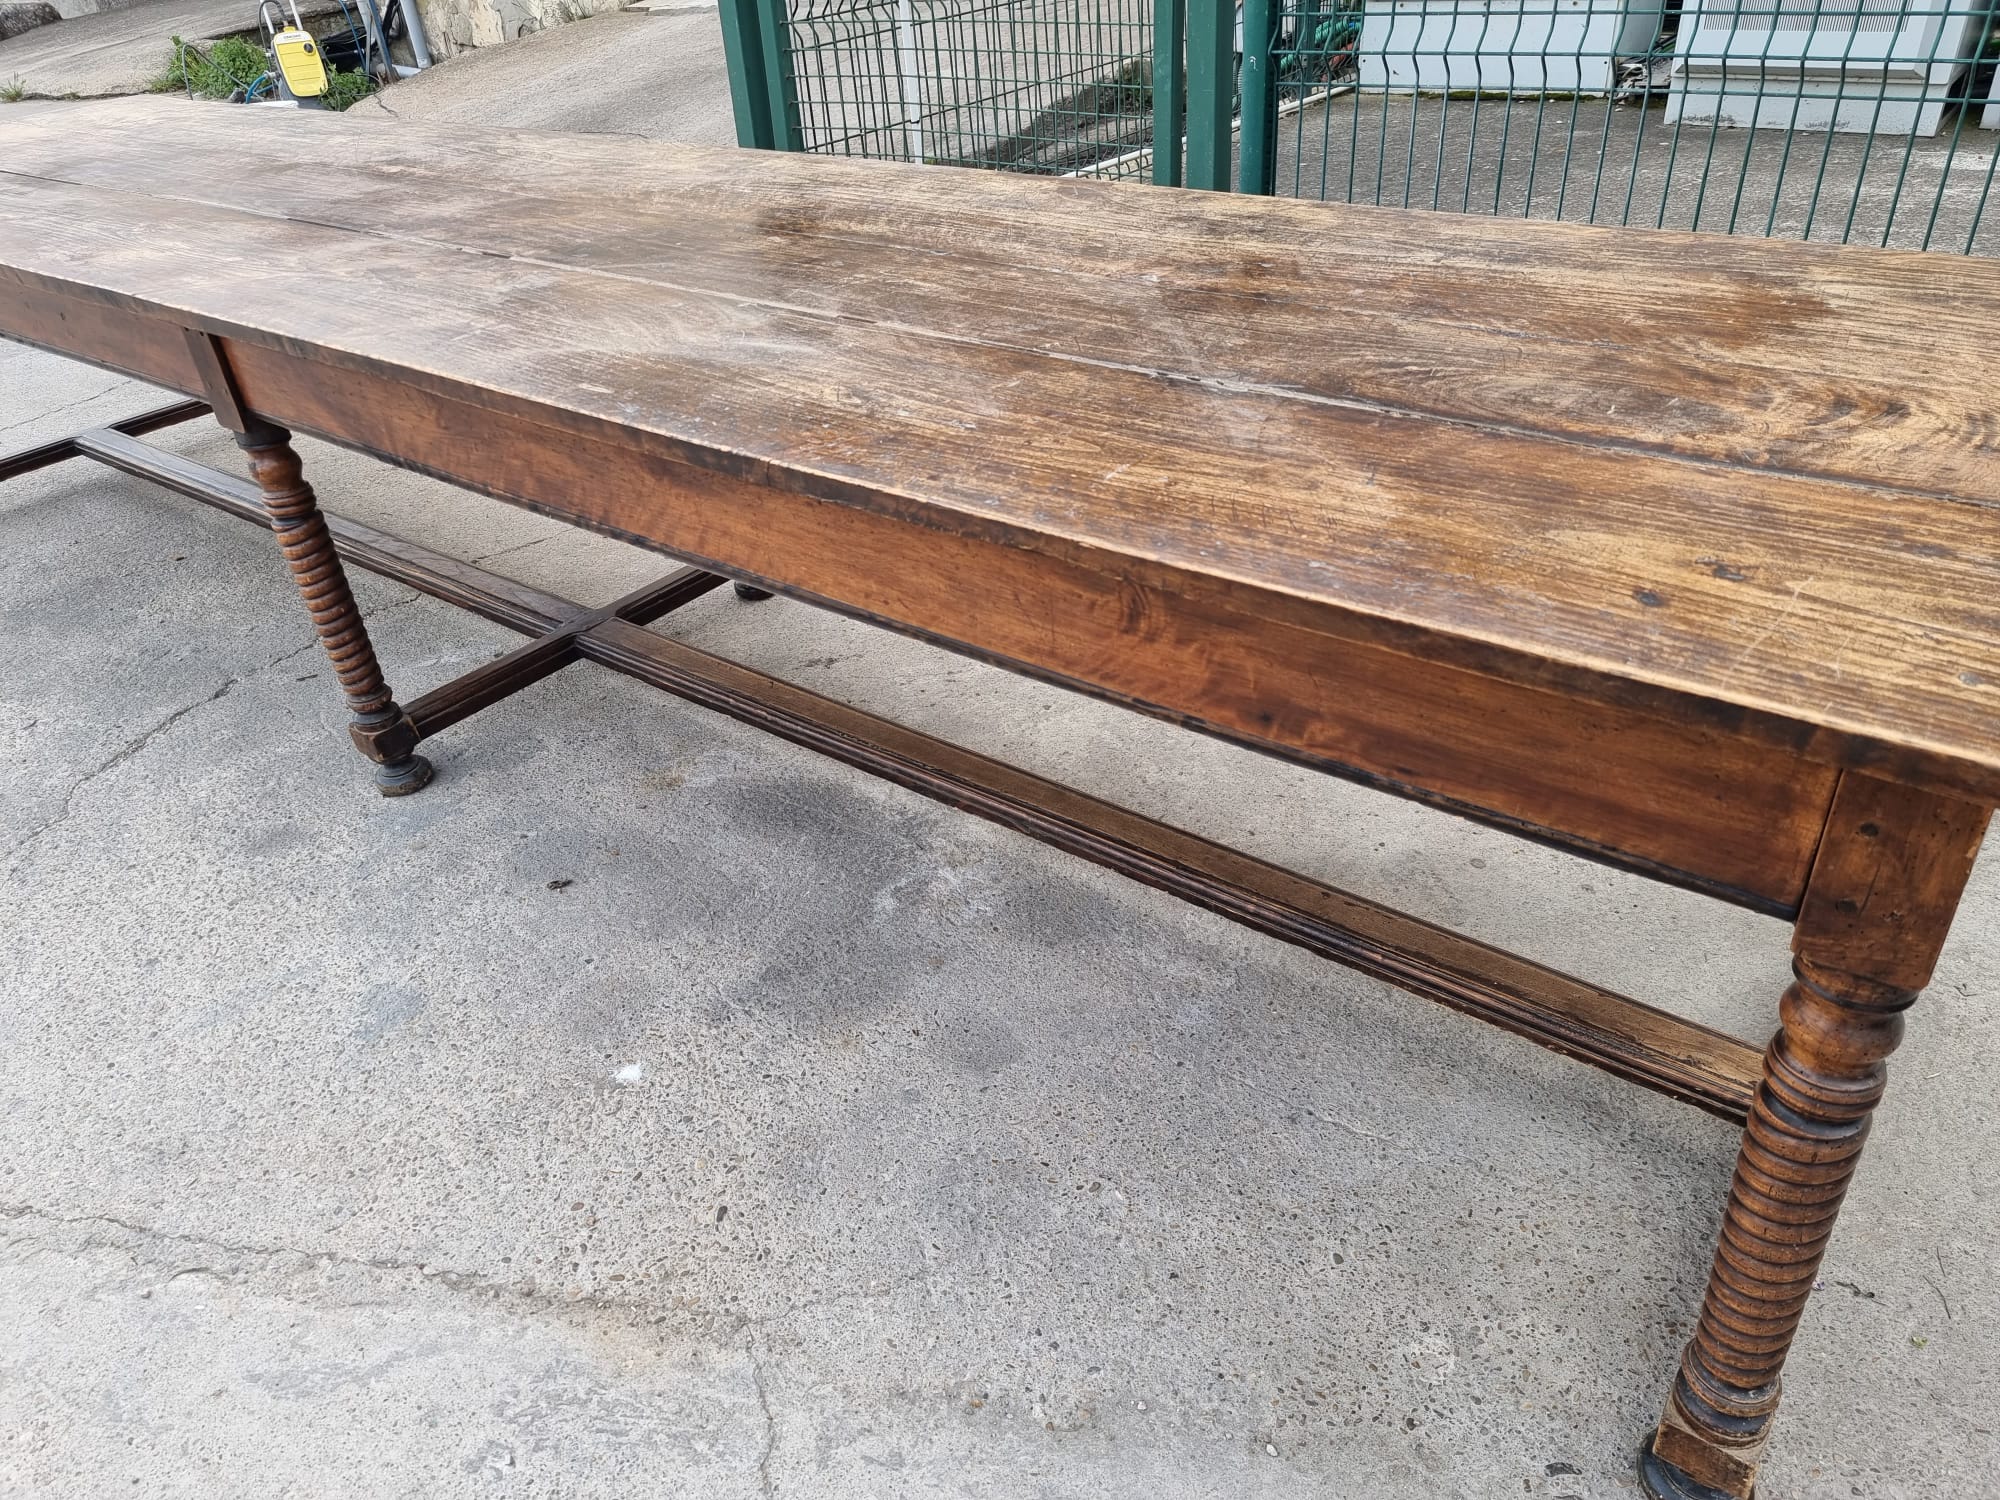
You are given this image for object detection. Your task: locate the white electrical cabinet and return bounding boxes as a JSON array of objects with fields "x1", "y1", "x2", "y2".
[
  {"x1": 1666, "y1": 0, "x2": 1991, "y2": 136},
  {"x1": 1358, "y1": 0, "x2": 1669, "y2": 94}
]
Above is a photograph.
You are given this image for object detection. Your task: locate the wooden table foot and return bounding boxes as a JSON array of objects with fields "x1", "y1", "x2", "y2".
[
  {"x1": 1639, "y1": 1432, "x2": 1744, "y2": 1499},
  {"x1": 236, "y1": 418, "x2": 433, "y2": 796},
  {"x1": 356, "y1": 710, "x2": 436, "y2": 796}
]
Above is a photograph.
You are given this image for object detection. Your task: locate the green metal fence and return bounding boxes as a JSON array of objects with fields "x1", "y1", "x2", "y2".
[
  {"x1": 727, "y1": 0, "x2": 1162, "y2": 175},
  {"x1": 721, "y1": 0, "x2": 2000, "y2": 251}
]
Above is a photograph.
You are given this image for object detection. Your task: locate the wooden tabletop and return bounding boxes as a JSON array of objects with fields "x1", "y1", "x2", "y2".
[{"x1": 3, "y1": 98, "x2": 1997, "y2": 801}]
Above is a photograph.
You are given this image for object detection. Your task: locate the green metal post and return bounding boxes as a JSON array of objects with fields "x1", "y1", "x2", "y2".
[
  {"x1": 1236, "y1": 0, "x2": 1276, "y2": 194},
  {"x1": 1183, "y1": 0, "x2": 1235, "y2": 191},
  {"x1": 1151, "y1": 0, "x2": 1186, "y2": 187},
  {"x1": 718, "y1": 0, "x2": 776, "y2": 148},
  {"x1": 753, "y1": 0, "x2": 805, "y2": 151}
]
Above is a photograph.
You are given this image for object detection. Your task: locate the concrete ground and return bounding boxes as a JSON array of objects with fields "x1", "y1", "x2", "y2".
[
  {"x1": 356, "y1": 5, "x2": 731, "y2": 141},
  {"x1": 5, "y1": 20, "x2": 2000, "y2": 1500}
]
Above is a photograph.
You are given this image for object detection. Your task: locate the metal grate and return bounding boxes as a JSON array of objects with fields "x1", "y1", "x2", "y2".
[
  {"x1": 782, "y1": 0, "x2": 1158, "y2": 175},
  {"x1": 1699, "y1": 0, "x2": 1907, "y2": 35}
]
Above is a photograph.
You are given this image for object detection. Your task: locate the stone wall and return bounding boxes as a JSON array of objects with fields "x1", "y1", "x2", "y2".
[
  {"x1": 412, "y1": 0, "x2": 623, "y2": 55},
  {"x1": 1, "y1": 2, "x2": 59, "y2": 39}
]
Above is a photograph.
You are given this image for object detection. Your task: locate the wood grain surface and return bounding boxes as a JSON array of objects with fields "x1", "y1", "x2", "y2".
[
  {"x1": 1793, "y1": 773, "x2": 1992, "y2": 989},
  {"x1": 1, "y1": 98, "x2": 1997, "y2": 811}
]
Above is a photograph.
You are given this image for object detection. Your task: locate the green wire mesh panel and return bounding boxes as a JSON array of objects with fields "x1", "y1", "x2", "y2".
[
  {"x1": 1266, "y1": 0, "x2": 2000, "y2": 250},
  {"x1": 782, "y1": 0, "x2": 1158, "y2": 176}
]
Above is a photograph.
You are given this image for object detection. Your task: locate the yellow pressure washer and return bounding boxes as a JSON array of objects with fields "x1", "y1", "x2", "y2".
[{"x1": 260, "y1": 0, "x2": 328, "y2": 100}]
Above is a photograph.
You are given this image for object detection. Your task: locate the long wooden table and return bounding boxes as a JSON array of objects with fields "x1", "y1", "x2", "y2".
[{"x1": 4, "y1": 97, "x2": 1996, "y2": 1498}]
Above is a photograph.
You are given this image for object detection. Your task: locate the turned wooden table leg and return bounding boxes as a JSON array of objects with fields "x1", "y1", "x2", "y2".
[
  {"x1": 1641, "y1": 957, "x2": 1910, "y2": 1498},
  {"x1": 237, "y1": 419, "x2": 434, "y2": 796},
  {"x1": 1640, "y1": 774, "x2": 1987, "y2": 1499}
]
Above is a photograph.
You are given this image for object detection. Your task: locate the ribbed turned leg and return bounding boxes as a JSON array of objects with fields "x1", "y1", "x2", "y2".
[
  {"x1": 1641, "y1": 958, "x2": 1909, "y2": 1499},
  {"x1": 1641, "y1": 774, "x2": 1988, "y2": 1499},
  {"x1": 238, "y1": 420, "x2": 433, "y2": 796}
]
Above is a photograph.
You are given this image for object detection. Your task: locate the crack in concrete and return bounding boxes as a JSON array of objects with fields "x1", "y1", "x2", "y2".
[
  {"x1": 5, "y1": 632, "x2": 324, "y2": 868},
  {"x1": 728, "y1": 1268, "x2": 941, "y2": 1347},
  {"x1": 0, "y1": 378, "x2": 138, "y2": 438},
  {"x1": 6, "y1": 675, "x2": 243, "y2": 870},
  {"x1": 4, "y1": 1203, "x2": 930, "y2": 1489},
  {"x1": 5, "y1": 590, "x2": 428, "y2": 872},
  {"x1": 746, "y1": 1332, "x2": 778, "y2": 1497},
  {"x1": 470, "y1": 534, "x2": 555, "y2": 566},
  {"x1": 0, "y1": 1200, "x2": 605, "y2": 1313},
  {"x1": 3, "y1": 1195, "x2": 937, "y2": 1345}
]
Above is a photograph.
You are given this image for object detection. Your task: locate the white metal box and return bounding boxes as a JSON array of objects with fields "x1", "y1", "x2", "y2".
[
  {"x1": 1666, "y1": 0, "x2": 1990, "y2": 136},
  {"x1": 1358, "y1": 0, "x2": 1669, "y2": 94}
]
